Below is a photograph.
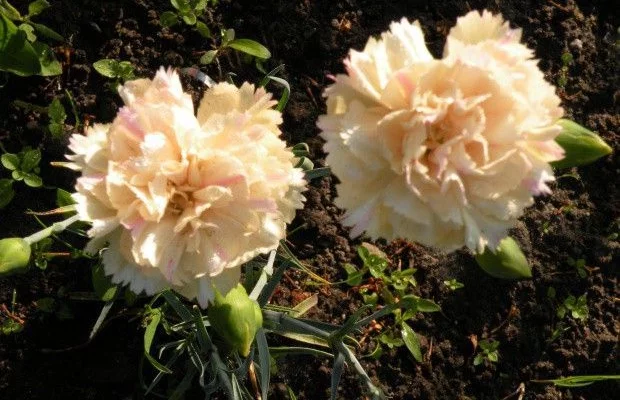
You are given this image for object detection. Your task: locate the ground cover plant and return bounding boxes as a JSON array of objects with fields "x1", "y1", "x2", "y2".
[{"x1": 0, "y1": 1, "x2": 618, "y2": 399}]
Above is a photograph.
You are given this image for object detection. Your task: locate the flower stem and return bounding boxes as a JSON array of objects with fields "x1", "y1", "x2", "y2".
[{"x1": 23, "y1": 214, "x2": 82, "y2": 246}]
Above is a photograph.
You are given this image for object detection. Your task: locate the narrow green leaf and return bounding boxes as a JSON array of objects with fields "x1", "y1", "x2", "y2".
[
  {"x1": 227, "y1": 38, "x2": 271, "y2": 59},
  {"x1": 143, "y1": 308, "x2": 173, "y2": 374},
  {"x1": 89, "y1": 299, "x2": 114, "y2": 340},
  {"x1": 29, "y1": 22, "x2": 64, "y2": 42},
  {"x1": 161, "y1": 290, "x2": 194, "y2": 322},
  {"x1": 256, "y1": 328, "x2": 270, "y2": 400},
  {"x1": 330, "y1": 352, "x2": 346, "y2": 400},
  {"x1": 91, "y1": 263, "x2": 118, "y2": 302}
]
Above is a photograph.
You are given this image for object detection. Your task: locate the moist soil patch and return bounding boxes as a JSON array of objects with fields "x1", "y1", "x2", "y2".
[{"x1": 0, "y1": 0, "x2": 618, "y2": 399}]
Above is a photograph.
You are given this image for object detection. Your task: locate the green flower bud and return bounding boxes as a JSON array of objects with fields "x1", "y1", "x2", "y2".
[
  {"x1": 0, "y1": 238, "x2": 31, "y2": 276},
  {"x1": 552, "y1": 119, "x2": 613, "y2": 169},
  {"x1": 207, "y1": 283, "x2": 263, "y2": 357},
  {"x1": 475, "y1": 237, "x2": 531, "y2": 279}
]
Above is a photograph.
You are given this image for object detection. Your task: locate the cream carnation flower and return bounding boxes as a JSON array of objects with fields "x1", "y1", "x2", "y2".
[
  {"x1": 67, "y1": 68, "x2": 306, "y2": 306},
  {"x1": 318, "y1": 11, "x2": 564, "y2": 252}
]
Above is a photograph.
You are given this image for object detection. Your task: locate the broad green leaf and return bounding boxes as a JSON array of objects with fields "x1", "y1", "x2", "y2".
[
  {"x1": 30, "y1": 22, "x2": 64, "y2": 42},
  {"x1": 553, "y1": 119, "x2": 613, "y2": 169},
  {"x1": 414, "y1": 298, "x2": 441, "y2": 313},
  {"x1": 48, "y1": 122, "x2": 63, "y2": 137},
  {"x1": 181, "y1": 11, "x2": 196, "y2": 25},
  {"x1": 0, "y1": 238, "x2": 31, "y2": 276},
  {"x1": 31, "y1": 41, "x2": 61, "y2": 76},
  {"x1": 35, "y1": 297, "x2": 56, "y2": 312},
  {"x1": 199, "y1": 49, "x2": 217, "y2": 65},
  {"x1": 23, "y1": 172, "x2": 42, "y2": 187},
  {"x1": 27, "y1": 0, "x2": 50, "y2": 17},
  {"x1": 1, "y1": 153, "x2": 20, "y2": 170},
  {"x1": 195, "y1": 20, "x2": 210, "y2": 38},
  {"x1": 11, "y1": 170, "x2": 24, "y2": 180},
  {"x1": 0, "y1": 0, "x2": 22, "y2": 20},
  {"x1": 56, "y1": 188, "x2": 76, "y2": 207},
  {"x1": 48, "y1": 98, "x2": 66, "y2": 122},
  {"x1": 159, "y1": 11, "x2": 177, "y2": 27},
  {"x1": 0, "y1": 14, "x2": 41, "y2": 76},
  {"x1": 401, "y1": 322, "x2": 423, "y2": 362},
  {"x1": 18, "y1": 23, "x2": 36, "y2": 42},
  {"x1": 475, "y1": 236, "x2": 532, "y2": 279},
  {"x1": 222, "y1": 28, "x2": 235, "y2": 45},
  {"x1": 0, "y1": 178, "x2": 15, "y2": 208},
  {"x1": 93, "y1": 59, "x2": 118, "y2": 78},
  {"x1": 91, "y1": 262, "x2": 118, "y2": 302},
  {"x1": 115, "y1": 61, "x2": 134, "y2": 79},
  {"x1": 20, "y1": 148, "x2": 41, "y2": 172},
  {"x1": 227, "y1": 38, "x2": 271, "y2": 59}
]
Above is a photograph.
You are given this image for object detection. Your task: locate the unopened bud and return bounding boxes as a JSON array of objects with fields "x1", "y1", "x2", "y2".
[
  {"x1": 475, "y1": 237, "x2": 531, "y2": 279},
  {"x1": 207, "y1": 284, "x2": 262, "y2": 357},
  {"x1": 0, "y1": 238, "x2": 31, "y2": 276},
  {"x1": 553, "y1": 119, "x2": 612, "y2": 169}
]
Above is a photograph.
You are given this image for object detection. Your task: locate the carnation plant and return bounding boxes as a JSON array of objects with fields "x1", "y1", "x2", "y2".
[
  {"x1": 0, "y1": 9, "x2": 614, "y2": 400},
  {"x1": 318, "y1": 10, "x2": 612, "y2": 278}
]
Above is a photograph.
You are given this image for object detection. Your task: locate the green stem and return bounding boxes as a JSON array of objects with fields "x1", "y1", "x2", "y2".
[{"x1": 23, "y1": 214, "x2": 81, "y2": 245}]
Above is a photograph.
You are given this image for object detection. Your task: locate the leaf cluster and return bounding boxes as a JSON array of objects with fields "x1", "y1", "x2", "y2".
[
  {"x1": 344, "y1": 245, "x2": 440, "y2": 362},
  {"x1": 0, "y1": 146, "x2": 42, "y2": 208},
  {"x1": 0, "y1": 0, "x2": 63, "y2": 76}
]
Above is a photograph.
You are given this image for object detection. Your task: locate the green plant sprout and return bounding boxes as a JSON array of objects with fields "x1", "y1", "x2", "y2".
[
  {"x1": 473, "y1": 339, "x2": 500, "y2": 366},
  {"x1": 0, "y1": 289, "x2": 23, "y2": 335},
  {"x1": 343, "y1": 245, "x2": 440, "y2": 362},
  {"x1": 566, "y1": 256, "x2": 588, "y2": 278},
  {"x1": 557, "y1": 51, "x2": 573, "y2": 89},
  {"x1": 92, "y1": 59, "x2": 136, "y2": 92},
  {"x1": 532, "y1": 375, "x2": 620, "y2": 388},
  {"x1": 444, "y1": 279, "x2": 464, "y2": 291},
  {"x1": 47, "y1": 97, "x2": 67, "y2": 138},
  {"x1": 160, "y1": 0, "x2": 217, "y2": 34},
  {"x1": 0, "y1": 145, "x2": 43, "y2": 208},
  {"x1": 556, "y1": 294, "x2": 588, "y2": 322},
  {"x1": 0, "y1": 0, "x2": 63, "y2": 76}
]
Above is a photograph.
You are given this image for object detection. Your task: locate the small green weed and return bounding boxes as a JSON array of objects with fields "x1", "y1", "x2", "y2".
[
  {"x1": 473, "y1": 339, "x2": 500, "y2": 366},
  {"x1": 344, "y1": 244, "x2": 440, "y2": 362},
  {"x1": 0, "y1": 145, "x2": 43, "y2": 208},
  {"x1": 444, "y1": 279, "x2": 464, "y2": 291}
]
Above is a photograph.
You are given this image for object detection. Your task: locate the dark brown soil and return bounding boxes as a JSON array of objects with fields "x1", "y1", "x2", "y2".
[{"x1": 0, "y1": 0, "x2": 618, "y2": 399}]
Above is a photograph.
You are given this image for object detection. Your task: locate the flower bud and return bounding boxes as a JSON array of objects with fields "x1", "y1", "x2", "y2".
[
  {"x1": 475, "y1": 237, "x2": 531, "y2": 279},
  {"x1": 0, "y1": 238, "x2": 31, "y2": 276},
  {"x1": 207, "y1": 283, "x2": 263, "y2": 357},
  {"x1": 552, "y1": 119, "x2": 613, "y2": 169}
]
